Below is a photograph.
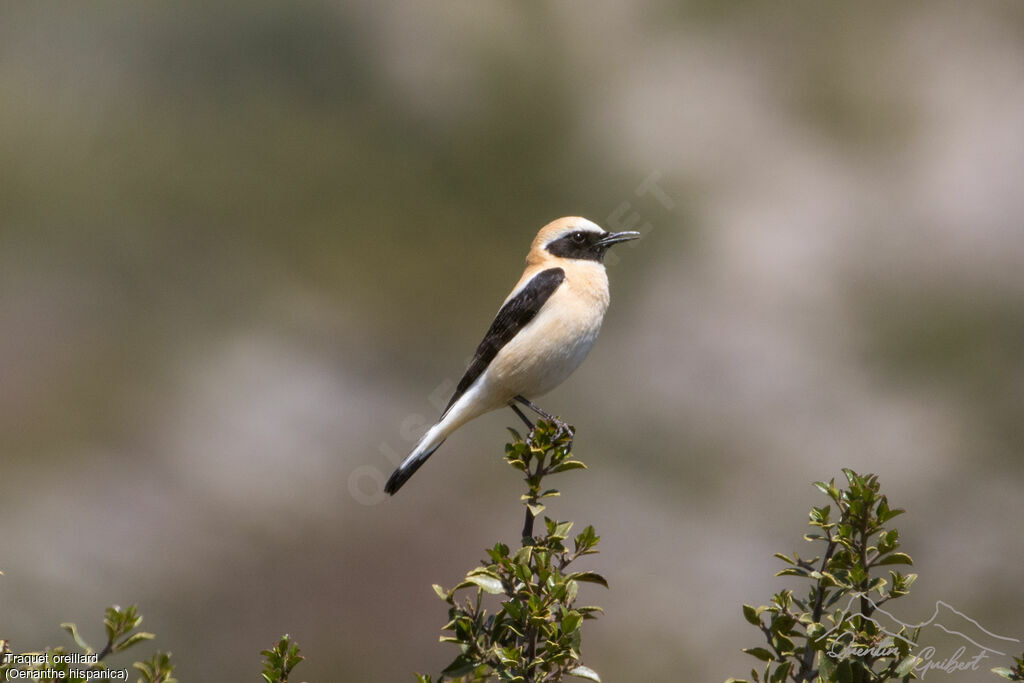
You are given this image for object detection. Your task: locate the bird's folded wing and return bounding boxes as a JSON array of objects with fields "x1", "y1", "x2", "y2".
[{"x1": 443, "y1": 267, "x2": 566, "y2": 414}]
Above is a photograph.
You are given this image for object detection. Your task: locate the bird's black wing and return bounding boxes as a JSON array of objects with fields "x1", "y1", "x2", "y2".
[{"x1": 443, "y1": 267, "x2": 566, "y2": 414}]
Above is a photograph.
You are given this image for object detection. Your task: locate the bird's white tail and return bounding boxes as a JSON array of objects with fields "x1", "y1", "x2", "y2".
[
  {"x1": 384, "y1": 383, "x2": 495, "y2": 495},
  {"x1": 383, "y1": 424, "x2": 448, "y2": 495}
]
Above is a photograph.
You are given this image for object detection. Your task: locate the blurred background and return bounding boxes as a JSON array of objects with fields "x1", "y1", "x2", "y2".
[{"x1": 2, "y1": 1, "x2": 1023, "y2": 680}]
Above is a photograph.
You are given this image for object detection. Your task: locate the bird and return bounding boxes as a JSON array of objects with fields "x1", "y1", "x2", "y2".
[{"x1": 384, "y1": 217, "x2": 639, "y2": 495}]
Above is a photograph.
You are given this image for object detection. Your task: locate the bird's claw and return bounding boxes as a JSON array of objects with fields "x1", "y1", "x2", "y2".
[{"x1": 551, "y1": 418, "x2": 574, "y2": 445}]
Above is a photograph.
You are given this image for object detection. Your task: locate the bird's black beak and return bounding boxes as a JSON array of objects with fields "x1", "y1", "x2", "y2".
[{"x1": 596, "y1": 231, "x2": 641, "y2": 248}]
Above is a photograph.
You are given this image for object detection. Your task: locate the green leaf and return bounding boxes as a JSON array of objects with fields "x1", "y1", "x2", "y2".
[
  {"x1": 551, "y1": 460, "x2": 587, "y2": 473},
  {"x1": 566, "y1": 571, "x2": 609, "y2": 588},
  {"x1": 809, "y1": 505, "x2": 833, "y2": 526},
  {"x1": 551, "y1": 520, "x2": 574, "y2": 540},
  {"x1": 568, "y1": 665, "x2": 601, "y2": 681},
  {"x1": 466, "y1": 566, "x2": 500, "y2": 578},
  {"x1": 116, "y1": 631, "x2": 155, "y2": 651},
  {"x1": 743, "y1": 648, "x2": 775, "y2": 662},
  {"x1": 835, "y1": 658, "x2": 853, "y2": 683},
  {"x1": 776, "y1": 567, "x2": 809, "y2": 578},
  {"x1": 769, "y1": 661, "x2": 791, "y2": 683},
  {"x1": 527, "y1": 503, "x2": 546, "y2": 516},
  {"x1": 562, "y1": 611, "x2": 583, "y2": 634},
  {"x1": 877, "y1": 553, "x2": 913, "y2": 566},
  {"x1": 440, "y1": 654, "x2": 477, "y2": 678},
  {"x1": 773, "y1": 632, "x2": 796, "y2": 656},
  {"x1": 743, "y1": 604, "x2": 763, "y2": 626},
  {"x1": 60, "y1": 623, "x2": 92, "y2": 652},
  {"x1": 818, "y1": 654, "x2": 836, "y2": 679},
  {"x1": 465, "y1": 574, "x2": 504, "y2": 594},
  {"x1": 806, "y1": 622, "x2": 827, "y2": 641},
  {"x1": 896, "y1": 655, "x2": 918, "y2": 676}
]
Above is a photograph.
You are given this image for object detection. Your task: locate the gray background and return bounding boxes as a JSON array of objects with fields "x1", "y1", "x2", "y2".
[{"x1": 2, "y1": 2, "x2": 1022, "y2": 681}]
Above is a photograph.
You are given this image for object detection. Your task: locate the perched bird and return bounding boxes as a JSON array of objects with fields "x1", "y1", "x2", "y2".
[{"x1": 384, "y1": 217, "x2": 639, "y2": 495}]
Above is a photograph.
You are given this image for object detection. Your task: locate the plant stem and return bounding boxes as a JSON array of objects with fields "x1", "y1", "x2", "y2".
[
  {"x1": 522, "y1": 507, "x2": 535, "y2": 541},
  {"x1": 797, "y1": 535, "x2": 838, "y2": 682}
]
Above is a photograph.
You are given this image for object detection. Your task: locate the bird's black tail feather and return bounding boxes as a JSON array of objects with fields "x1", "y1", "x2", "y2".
[{"x1": 384, "y1": 439, "x2": 445, "y2": 495}]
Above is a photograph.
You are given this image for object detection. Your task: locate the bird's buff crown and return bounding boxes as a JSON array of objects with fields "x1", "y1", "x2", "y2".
[{"x1": 527, "y1": 217, "x2": 605, "y2": 266}]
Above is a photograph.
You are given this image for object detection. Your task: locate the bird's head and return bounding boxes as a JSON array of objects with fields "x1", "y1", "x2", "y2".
[{"x1": 529, "y1": 217, "x2": 640, "y2": 265}]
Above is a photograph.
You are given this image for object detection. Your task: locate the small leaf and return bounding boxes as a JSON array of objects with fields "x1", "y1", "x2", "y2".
[
  {"x1": 440, "y1": 654, "x2": 477, "y2": 678},
  {"x1": 776, "y1": 567, "x2": 809, "y2": 578},
  {"x1": 466, "y1": 567, "x2": 500, "y2": 578},
  {"x1": 896, "y1": 655, "x2": 919, "y2": 676},
  {"x1": 836, "y1": 658, "x2": 854, "y2": 683},
  {"x1": 566, "y1": 571, "x2": 609, "y2": 588},
  {"x1": 465, "y1": 575, "x2": 504, "y2": 594},
  {"x1": 818, "y1": 655, "x2": 837, "y2": 679},
  {"x1": 743, "y1": 648, "x2": 775, "y2": 662},
  {"x1": 116, "y1": 632, "x2": 155, "y2": 651},
  {"x1": 561, "y1": 611, "x2": 583, "y2": 634},
  {"x1": 551, "y1": 460, "x2": 587, "y2": 473},
  {"x1": 551, "y1": 520, "x2": 574, "y2": 540},
  {"x1": 60, "y1": 623, "x2": 92, "y2": 651},
  {"x1": 878, "y1": 553, "x2": 913, "y2": 566},
  {"x1": 770, "y1": 661, "x2": 791, "y2": 683},
  {"x1": 568, "y1": 665, "x2": 601, "y2": 681},
  {"x1": 806, "y1": 622, "x2": 827, "y2": 641},
  {"x1": 742, "y1": 605, "x2": 762, "y2": 626}
]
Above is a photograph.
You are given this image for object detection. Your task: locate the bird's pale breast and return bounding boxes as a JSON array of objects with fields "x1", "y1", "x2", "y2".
[{"x1": 488, "y1": 262, "x2": 609, "y2": 399}]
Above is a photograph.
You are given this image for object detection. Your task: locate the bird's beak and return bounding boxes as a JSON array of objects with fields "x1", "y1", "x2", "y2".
[{"x1": 596, "y1": 231, "x2": 641, "y2": 248}]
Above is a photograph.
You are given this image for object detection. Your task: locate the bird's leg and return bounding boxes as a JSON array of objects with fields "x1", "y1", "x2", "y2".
[
  {"x1": 508, "y1": 401, "x2": 535, "y2": 431},
  {"x1": 513, "y1": 395, "x2": 573, "y2": 441},
  {"x1": 508, "y1": 401, "x2": 538, "y2": 543}
]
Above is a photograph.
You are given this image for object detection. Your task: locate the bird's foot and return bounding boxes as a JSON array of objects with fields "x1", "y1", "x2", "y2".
[
  {"x1": 548, "y1": 416, "x2": 575, "y2": 445},
  {"x1": 510, "y1": 395, "x2": 574, "y2": 446}
]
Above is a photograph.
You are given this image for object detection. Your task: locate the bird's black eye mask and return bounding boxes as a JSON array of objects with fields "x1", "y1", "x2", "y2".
[{"x1": 544, "y1": 230, "x2": 609, "y2": 262}]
